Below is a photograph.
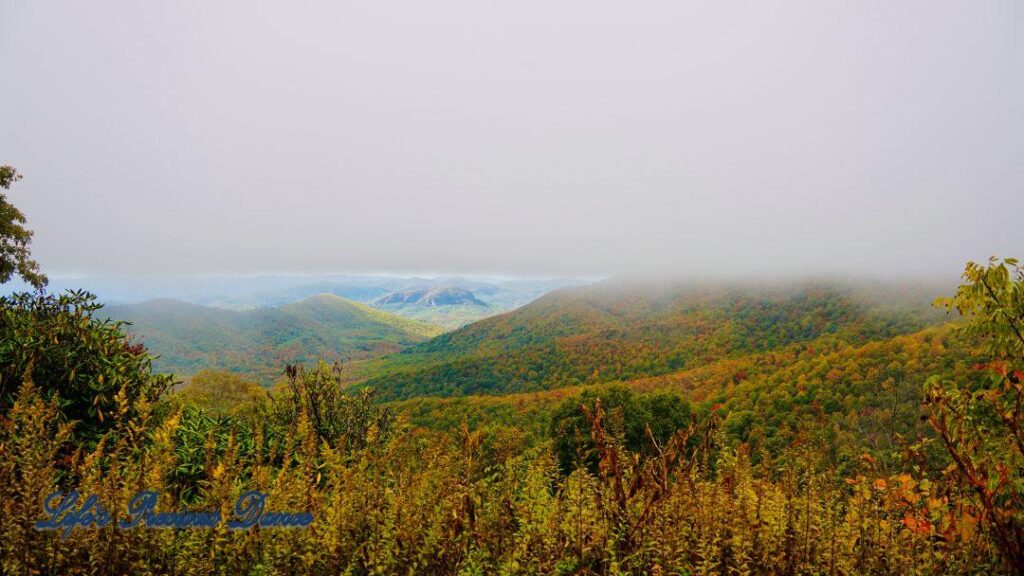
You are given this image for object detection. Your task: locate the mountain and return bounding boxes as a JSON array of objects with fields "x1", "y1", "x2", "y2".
[
  {"x1": 21, "y1": 274, "x2": 593, "y2": 331},
  {"x1": 370, "y1": 286, "x2": 494, "y2": 329},
  {"x1": 106, "y1": 294, "x2": 443, "y2": 381},
  {"x1": 353, "y1": 280, "x2": 946, "y2": 400},
  {"x1": 373, "y1": 286, "x2": 485, "y2": 307}
]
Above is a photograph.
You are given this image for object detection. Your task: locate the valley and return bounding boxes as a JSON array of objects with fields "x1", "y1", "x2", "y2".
[{"x1": 97, "y1": 275, "x2": 585, "y2": 381}]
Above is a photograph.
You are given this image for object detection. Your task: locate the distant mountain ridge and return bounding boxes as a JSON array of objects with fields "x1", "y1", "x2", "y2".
[
  {"x1": 25, "y1": 274, "x2": 586, "y2": 311},
  {"x1": 373, "y1": 286, "x2": 485, "y2": 307},
  {"x1": 106, "y1": 294, "x2": 443, "y2": 382},
  {"x1": 9, "y1": 274, "x2": 592, "y2": 334},
  {"x1": 371, "y1": 286, "x2": 495, "y2": 330}
]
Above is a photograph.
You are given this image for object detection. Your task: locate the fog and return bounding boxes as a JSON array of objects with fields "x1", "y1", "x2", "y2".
[{"x1": 0, "y1": 1, "x2": 1020, "y2": 279}]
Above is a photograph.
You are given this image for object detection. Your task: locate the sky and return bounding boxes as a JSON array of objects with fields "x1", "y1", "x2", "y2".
[{"x1": 0, "y1": 0, "x2": 1021, "y2": 279}]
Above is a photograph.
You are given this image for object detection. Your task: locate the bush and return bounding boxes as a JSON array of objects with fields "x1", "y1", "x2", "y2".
[
  {"x1": 177, "y1": 369, "x2": 266, "y2": 415},
  {"x1": 0, "y1": 290, "x2": 173, "y2": 446}
]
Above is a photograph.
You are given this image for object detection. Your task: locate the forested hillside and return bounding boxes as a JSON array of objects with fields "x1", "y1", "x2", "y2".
[
  {"x1": 357, "y1": 281, "x2": 945, "y2": 399},
  {"x1": 106, "y1": 294, "x2": 443, "y2": 380},
  {"x1": 394, "y1": 325, "x2": 970, "y2": 469}
]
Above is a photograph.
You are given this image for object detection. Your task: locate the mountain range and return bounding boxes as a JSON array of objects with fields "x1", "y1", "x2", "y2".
[
  {"x1": 26, "y1": 274, "x2": 582, "y2": 309},
  {"x1": 101, "y1": 276, "x2": 950, "y2": 403},
  {"x1": 105, "y1": 294, "x2": 442, "y2": 381},
  {"x1": 21, "y1": 274, "x2": 588, "y2": 332}
]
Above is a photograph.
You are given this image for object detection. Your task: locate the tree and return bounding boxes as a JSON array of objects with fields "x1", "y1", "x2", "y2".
[
  {"x1": 549, "y1": 385, "x2": 692, "y2": 474},
  {"x1": 925, "y1": 256, "x2": 1024, "y2": 572},
  {"x1": 0, "y1": 165, "x2": 46, "y2": 290}
]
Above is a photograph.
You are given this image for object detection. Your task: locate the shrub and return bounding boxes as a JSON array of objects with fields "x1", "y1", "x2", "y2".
[{"x1": 0, "y1": 290, "x2": 173, "y2": 446}]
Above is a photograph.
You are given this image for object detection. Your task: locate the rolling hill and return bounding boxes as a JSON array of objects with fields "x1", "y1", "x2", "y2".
[
  {"x1": 353, "y1": 279, "x2": 947, "y2": 400},
  {"x1": 106, "y1": 294, "x2": 443, "y2": 381},
  {"x1": 390, "y1": 322, "x2": 977, "y2": 472}
]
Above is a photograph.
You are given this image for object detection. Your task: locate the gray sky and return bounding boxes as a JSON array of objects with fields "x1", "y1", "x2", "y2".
[{"x1": 0, "y1": 0, "x2": 1020, "y2": 279}]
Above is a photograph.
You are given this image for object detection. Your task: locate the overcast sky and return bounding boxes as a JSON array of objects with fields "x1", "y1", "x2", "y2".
[{"x1": 0, "y1": 1, "x2": 1020, "y2": 279}]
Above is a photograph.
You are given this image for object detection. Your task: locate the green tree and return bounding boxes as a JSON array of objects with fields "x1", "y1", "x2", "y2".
[
  {"x1": 549, "y1": 385, "x2": 692, "y2": 473},
  {"x1": 0, "y1": 165, "x2": 46, "y2": 290}
]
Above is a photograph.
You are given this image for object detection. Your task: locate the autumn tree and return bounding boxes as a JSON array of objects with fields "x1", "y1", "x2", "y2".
[
  {"x1": 926, "y1": 256, "x2": 1024, "y2": 571},
  {"x1": 0, "y1": 165, "x2": 46, "y2": 290}
]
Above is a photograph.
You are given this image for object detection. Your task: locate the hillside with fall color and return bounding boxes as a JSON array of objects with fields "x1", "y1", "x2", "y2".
[{"x1": 354, "y1": 280, "x2": 945, "y2": 400}]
